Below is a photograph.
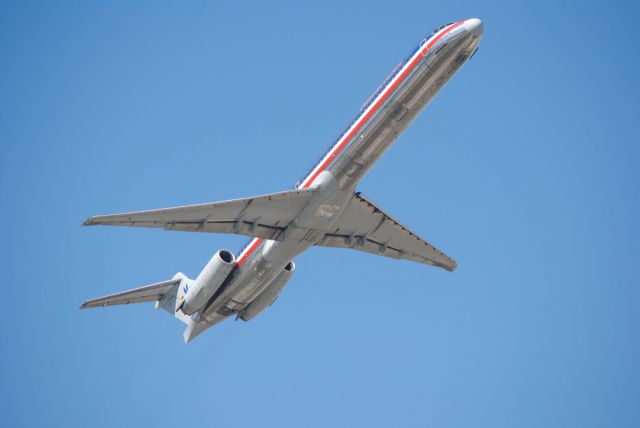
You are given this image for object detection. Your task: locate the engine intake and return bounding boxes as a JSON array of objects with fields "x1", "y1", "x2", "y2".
[
  {"x1": 180, "y1": 249, "x2": 236, "y2": 315},
  {"x1": 239, "y1": 260, "x2": 295, "y2": 321}
]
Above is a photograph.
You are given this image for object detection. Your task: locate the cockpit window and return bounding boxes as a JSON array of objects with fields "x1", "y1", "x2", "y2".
[{"x1": 432, "y1": 23, "x2": 453, "y2": 34}]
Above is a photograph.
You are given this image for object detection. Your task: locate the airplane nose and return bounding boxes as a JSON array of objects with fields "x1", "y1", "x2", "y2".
[{"x1": 464, "y1": 18, "x2": 484, "y2": 38}]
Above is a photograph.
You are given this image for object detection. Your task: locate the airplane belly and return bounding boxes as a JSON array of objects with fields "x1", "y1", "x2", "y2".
[
  {"x1": 328, "y1": 33, "x2": 479, "y2": 190},
  {"x1": 203, "y1": 239, "x2": 310, "y2": 316}
]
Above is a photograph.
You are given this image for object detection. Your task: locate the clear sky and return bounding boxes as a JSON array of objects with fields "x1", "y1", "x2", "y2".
[{"x1": 2, "y1": 1, "x2": 639, "y2": 427}]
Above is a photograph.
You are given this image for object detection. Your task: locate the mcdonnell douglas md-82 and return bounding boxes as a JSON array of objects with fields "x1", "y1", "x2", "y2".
[{"x1": 81, "y1": 18, "x2": 484, "y2": 343}]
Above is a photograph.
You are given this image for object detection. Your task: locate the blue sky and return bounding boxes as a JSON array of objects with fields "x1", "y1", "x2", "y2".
[{"x1": 1, "y1": 1, "x2": 639, "y2": 427}]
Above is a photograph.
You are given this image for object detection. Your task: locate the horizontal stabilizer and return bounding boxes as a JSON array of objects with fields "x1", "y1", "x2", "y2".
[
  {"x1": 81, "y1": 276, "x2": 192, "y2": 324},
  {"x1": 82, "y1": 188, "x2": 317, "y2": 241},
  {"x1": 80, "y1": 278, "x2": 181, "y2": 308},
  {"x1": 315, "y1": 192, "x2": 457, "y2": 271}
]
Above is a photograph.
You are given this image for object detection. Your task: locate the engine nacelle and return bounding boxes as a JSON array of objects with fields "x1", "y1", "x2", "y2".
[
  {"x1": 239, "y1": 260, "x2": 295, "y2": 321},
  {"x1": 180, "y1": 249, "x2": 236, "y2": 315}
]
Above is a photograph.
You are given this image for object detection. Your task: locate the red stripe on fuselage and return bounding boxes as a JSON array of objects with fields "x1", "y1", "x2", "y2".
[
  {"x1": 300, "y1": 21, "x2": 463, "y2": 189},
  {"x1": 236, "y1": 21, "x2": 463, "y2": 267},
  {"x1": 237, "y1": 237, "x2": 263, "y2": 267}
]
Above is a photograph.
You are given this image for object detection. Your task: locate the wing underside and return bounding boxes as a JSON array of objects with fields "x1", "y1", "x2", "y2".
[
  {"x1": 82, "y1": 188, "x2": 317, "y2": 240},
  {"x1": 315, "y1": 192, "x2": 457, "y2": 271},
  {"x1": 83, "y1": 187, "x2": 454, "y2": 270}
]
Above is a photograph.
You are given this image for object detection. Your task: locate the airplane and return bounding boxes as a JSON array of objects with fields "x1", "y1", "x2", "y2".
[{"x1": 81, "y1": 18, "x2": 484, "y2": 343}]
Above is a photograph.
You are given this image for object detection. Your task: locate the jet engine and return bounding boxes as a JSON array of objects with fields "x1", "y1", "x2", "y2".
[
  {"x1": 179, "y1": 249, "x2": 236, "y2": 315},
  {"x1": 239, "y1": 260, "x2": 295, "y2": 321}
]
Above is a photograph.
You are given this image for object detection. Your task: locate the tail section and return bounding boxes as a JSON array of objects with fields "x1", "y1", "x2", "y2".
[
  {"x1": 81, "y1": 272, "x2": 194, "y2": 325},
  {"x1": 81, "y1": 248, "x2": 238, "y2": 343},
  {"x1": 155, "y1": 273, "x2": 193, "y2": 325}
]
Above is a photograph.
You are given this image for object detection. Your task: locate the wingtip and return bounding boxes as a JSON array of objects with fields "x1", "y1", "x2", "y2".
[
  {"x1": 435, "y1": 259, "x2": 457, "y2": 272},
  {"x1": 81, "y1": 217, "x2": 96, "y2": 226}
]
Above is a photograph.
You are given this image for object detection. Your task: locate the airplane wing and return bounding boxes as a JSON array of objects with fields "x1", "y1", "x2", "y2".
[
  {"x1": 82, "y1": 188, "x2": 317, "y2": 241},
  {"x1": 315, "y1": 192, "x2": 457, "y2": 271},
  {"x1": 80, "y1": 278, "x2": 181, "y2": 308}
]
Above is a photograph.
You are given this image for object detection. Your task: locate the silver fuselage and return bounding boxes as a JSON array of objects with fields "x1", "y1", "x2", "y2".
[{"x1": 193, "y1": 20, "x2": 482, "y2": 334}]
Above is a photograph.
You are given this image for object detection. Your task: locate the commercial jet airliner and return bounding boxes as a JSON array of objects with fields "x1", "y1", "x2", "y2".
[{"x1": 81, "y1": 18, "x2": 484, "y2": 342}]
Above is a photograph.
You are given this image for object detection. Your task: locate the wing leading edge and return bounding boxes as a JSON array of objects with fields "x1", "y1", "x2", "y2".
[{"x1": 315, "y1": 192, "x2": 457, "y2": 271}]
